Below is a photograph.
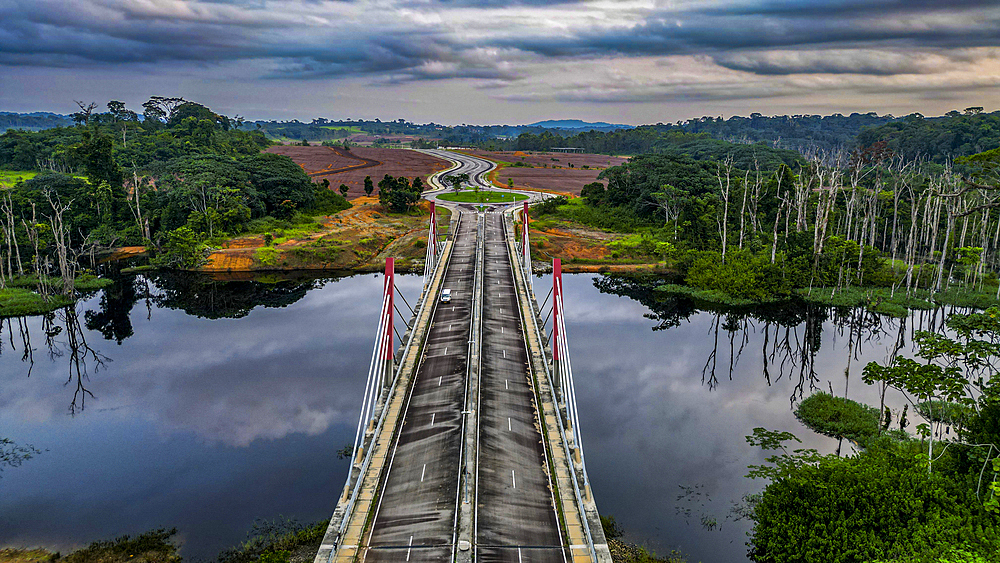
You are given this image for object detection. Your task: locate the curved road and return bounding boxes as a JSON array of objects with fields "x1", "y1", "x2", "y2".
[{"x1": 416, "y1": 149, "x2": 551, "y2": 210}]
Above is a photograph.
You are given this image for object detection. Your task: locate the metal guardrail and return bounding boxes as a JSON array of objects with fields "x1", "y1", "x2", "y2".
[
  {"x1": 320, "y1": 214, "x2": 457, "y2": 562},
  {"x1": 502, "y1": 211, "x2": 599, "y2": 561}
]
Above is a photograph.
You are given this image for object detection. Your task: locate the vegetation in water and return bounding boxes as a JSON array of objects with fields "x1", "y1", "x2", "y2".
[
  {"x1": 794, "y1": 392, "x2": 881, "y2": 445},
  {"x1": 0, "y1": 518, "x2": 327, "y2": 563},
  {"x1": 746, "y1": 306, "x2": 1000, "y2": 562},
  {"x1": 61, "y1": 529, "x2": 180, "y2": 563},
  {"x1": 601, "y1": 516, "x2": 687, "y2": 563}
]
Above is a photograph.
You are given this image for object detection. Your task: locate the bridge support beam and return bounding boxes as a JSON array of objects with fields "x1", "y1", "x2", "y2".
[{"x1": 383, "y1": 257, "x2": 394, "y2": 387}]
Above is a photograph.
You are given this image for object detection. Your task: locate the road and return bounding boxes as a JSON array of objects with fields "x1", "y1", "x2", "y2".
[
  {"x1": 416, "y1": 149, "x2": 552, "y2": 211},
  {"x1": 420, "y1": 148, "x2": 496, "y2": 189},
  {"x1": 359, "y1": 159, "x2": 565, "y2": 561},
  {"x1": 476, "y1": 212, "x2": 565, "y2": 562},
  {"x1": 363, "y1": 213, "x2": 476, "y2": 562}
]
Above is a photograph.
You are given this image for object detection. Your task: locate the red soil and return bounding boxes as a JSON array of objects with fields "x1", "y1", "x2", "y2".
[
  {"x1": 465, "y1": 150, "x2": 628, "y2": 196},
  {"x1": 268, "y1": 146, "x2": 450, "y2": 200}
]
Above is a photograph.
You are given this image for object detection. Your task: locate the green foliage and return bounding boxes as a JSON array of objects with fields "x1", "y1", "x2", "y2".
[
  {"x1": 794, "y1": 392, "x2": 881, "y2": 444},
  {"x1": 859, "y1": 110, "x2": 1000, "y2": 164},
  {"x1": 377, "y1": 174, "x2": 422, "y2": 213},
  {"x1": 685, "y1": 249, "x2": 792, "y2": 301},
  {"x1": 917, "y1": 400, "x2": 973, "y2": 427},
  {"x1": 61, "y1": 528, "x2": 180, "y2": 563},
  {"x1": 308, "y1": 183, "x2": 351, "y2": 215},
  {"x1": 748, "y1": 441, "x2": 1000, "y2": 563},
  {"x1": 155, "y1": 226, "x2": 207, "y2": 269},
  {"x1": 531, "y1": 196, "x2": 569, "y2": 217},
  {"x1": 216, "y1": 518, "x2": 326, "y2": 563},
  {"x1": 254, "y1": 247, "x2": 278, "y2": 266}
]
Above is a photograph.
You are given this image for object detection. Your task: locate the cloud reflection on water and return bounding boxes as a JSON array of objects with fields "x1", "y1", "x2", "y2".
[
  {"x1": 0, "y1": 271, "x2": 942, "y2": 562},
  {"x1": 558, "y1": 274, "x2": 920, "y2": 562}
]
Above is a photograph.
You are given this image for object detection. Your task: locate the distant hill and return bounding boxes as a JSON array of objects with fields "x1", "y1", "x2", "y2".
[
  {"x1": 528, "y1": 119, "x2": 633, "y2": 130},
  {"x1": 0, "y1": 112, "x2": 73, "y2": 133}
]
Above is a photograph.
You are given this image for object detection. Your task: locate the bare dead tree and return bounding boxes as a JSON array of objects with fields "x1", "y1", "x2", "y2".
[
  {"x1": 716, "y1": 155, "x2": 734, "y2": 264},
  {"x1": 44, "y1": 190, "x2": 75, "y2": 296}
]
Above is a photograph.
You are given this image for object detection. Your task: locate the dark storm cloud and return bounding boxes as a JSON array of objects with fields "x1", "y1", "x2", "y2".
[
  {"x1": 2, "y1": 0, "x2": 1000, "y2": 84},
  {"x1": 508, "y1": 2, "x2": 1000, "y2": 62}
]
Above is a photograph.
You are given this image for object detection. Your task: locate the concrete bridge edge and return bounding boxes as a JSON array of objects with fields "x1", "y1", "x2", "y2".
[
  {"x1": 314, "y1": 230, "x2": 458, "y2": 563},
  {"x1": 502, "y1": 210, "x2": 613, "y2": 563}
]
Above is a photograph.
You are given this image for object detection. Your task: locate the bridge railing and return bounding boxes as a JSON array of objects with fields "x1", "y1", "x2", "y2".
[
  {"x1": 504, "y1": 211, "x2": 600, "y2": 562},
  {"x1": 325, "y1": 207, "x2": 454, "y2": 560}
]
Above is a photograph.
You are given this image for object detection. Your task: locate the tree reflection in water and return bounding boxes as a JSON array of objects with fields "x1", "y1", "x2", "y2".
[
  {"x1": 593, "y1": 274, "x2": 978, "y2": 406},
  {"x1": 1, "y1": 270, "x2": 333, "y2": 414}
]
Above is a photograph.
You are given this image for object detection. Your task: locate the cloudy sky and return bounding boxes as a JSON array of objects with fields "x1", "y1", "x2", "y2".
[{"x1": 2, "y1": 0, "x2": 1000, "y2": 124}]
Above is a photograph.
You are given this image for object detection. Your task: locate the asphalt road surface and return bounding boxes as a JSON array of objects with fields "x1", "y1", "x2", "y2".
[
  {"x1": 421, "y1": 149, "x2": 496, "y2": 189},
  {"x1": 364, "y1": 214, "x2": 476, "y2": 562},
  {"x1": 476, "y1": 212, "x2": 565, "y2": 563}
]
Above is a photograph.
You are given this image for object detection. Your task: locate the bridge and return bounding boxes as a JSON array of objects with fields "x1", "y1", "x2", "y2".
[{"x1": 314, "y1": 152, "x2": 611, "y2": 563}]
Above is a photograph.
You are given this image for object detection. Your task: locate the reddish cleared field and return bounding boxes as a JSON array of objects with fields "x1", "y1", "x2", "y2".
[
  {"x1": 469, "y1": 150, "x2": 626, "y2": 170},
  {"x1": 465, "y1": 150, "x2": 628, "y2": 196},
  {"x1": 266, "y1": 146, "x2": 450, "y2": 200}
]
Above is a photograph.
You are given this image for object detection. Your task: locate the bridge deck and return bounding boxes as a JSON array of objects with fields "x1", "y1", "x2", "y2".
[
  {"x1": 476, "y1": 212, "x2": 564, "y2": 562},
  {"x1": 363, "y1": 214, "x2": 477, "y2": 561},
  {"x1": 321, "y1": 202, "x2": 610, "y2": 563}
]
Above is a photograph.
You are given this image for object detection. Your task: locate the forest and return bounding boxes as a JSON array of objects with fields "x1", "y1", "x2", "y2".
[
  {"x1": 0, "y1": 97, "x2": 349, "y2": 311},
  {"x1": 529, "y1": 137, "x2": 1000, "y2": 317}
]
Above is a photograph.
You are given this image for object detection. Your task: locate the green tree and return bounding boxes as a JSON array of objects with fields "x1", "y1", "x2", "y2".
[
  {"x1": 364, "y1": 175, "x2": 374, "y2": 197},
  {"x1": 339, "y1": 184, "x2": 349, "y2": 198},
  {"x1": 747, "y1": 434, "x2": 1000, "y2": 563}
]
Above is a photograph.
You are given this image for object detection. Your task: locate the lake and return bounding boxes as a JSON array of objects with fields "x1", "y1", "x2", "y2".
[{"x1": 0, "y1": 272, "x2": 946, "y2": 562}]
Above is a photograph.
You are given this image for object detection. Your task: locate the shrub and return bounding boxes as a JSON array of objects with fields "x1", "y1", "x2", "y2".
[
  {"x1": 794, "y1": 392, "x2": 880, "y2": 444},
  {"x1": 254, "y1": 247, "x2": 278, "y2": 267},
  {"x1": 749, "y1": 443, "x2": 1000, "y2": 563}
]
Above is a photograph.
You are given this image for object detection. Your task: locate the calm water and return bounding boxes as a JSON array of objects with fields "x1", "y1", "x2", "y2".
[{"x1": 0, "y1": 272, "x2": 948, "y2": 562}]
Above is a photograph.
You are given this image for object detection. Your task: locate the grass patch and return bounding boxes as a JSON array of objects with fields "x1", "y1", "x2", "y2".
[
  {"x1": 0, "y1": 288, "x2": 74, "y2": 317},
  {"x1": 319, "y1": 125, "x2": 362, "y2": 133},
  {"x1": 795, "y1": 392, "x2": 880, "y2": 444},
  {"x1": 437, "y1": 190, "x2": 527, "y2": 203},
  {"x1": 61, "y1": 528, "x2": 180, "y2": 563},
  {"x1": 656, "y1": 283, "x2": 783, "y2": 307},
  {"x1": 7, "y1": 274, "x2": 111, "y2": 292},
  {"x1": 796, "y1": 287, "x2": 935, "y2": 317},
  {"x1": 254, "y1": 247, "x2": 279, "y2": 266},
  {"x1": 930, "y1": 287, "x2": 1000, "y2": 309},
  {"x1": 0, "y1": 549, "x2": 56, "y2": 563},
  {"x1": 0, "y1": 170, "x2": 38, "y2": 185}
]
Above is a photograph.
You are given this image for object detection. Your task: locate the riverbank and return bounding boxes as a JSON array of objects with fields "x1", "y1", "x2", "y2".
[
  {"x1": 0, "y1": 520, "x2": 680, "y2": 563},
  {"x1": 0, "y1": 274, "x2": 112, "y2": 318}
]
